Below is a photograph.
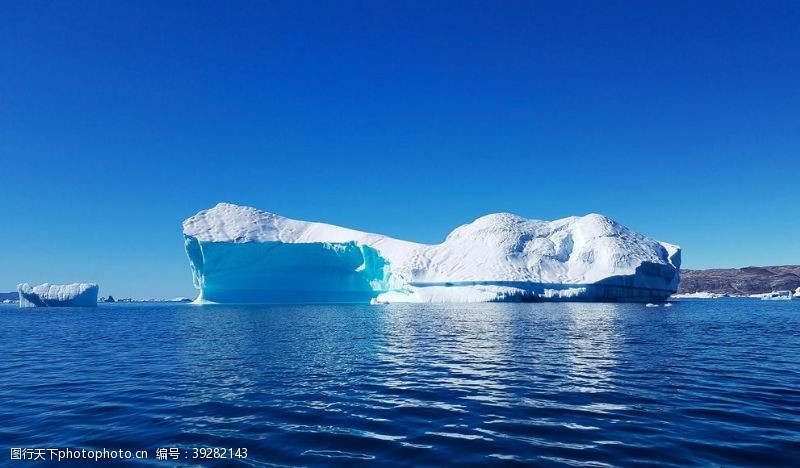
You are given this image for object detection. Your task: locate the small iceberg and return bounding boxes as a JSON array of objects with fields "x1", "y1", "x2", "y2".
[
  {"x1": 671, "y1": 292, "x2": 725, "y2": 299},
  {"x1": 17, "y1": 283, "x2": 99, "y2": 308},
  {"x1": 646, "y1": 303, "x2": 660, "y2": 307},
  {"x1": 168, "y1": 297, "x2": 193, "y2": 303},
  {"x1": 760, "y1": 290, "x2": 793, "y2": 301}
]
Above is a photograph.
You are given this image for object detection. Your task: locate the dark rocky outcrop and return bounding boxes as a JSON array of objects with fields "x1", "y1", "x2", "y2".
[{"x1": 678, "y1": 266, "x2": 800, "y2": 295}]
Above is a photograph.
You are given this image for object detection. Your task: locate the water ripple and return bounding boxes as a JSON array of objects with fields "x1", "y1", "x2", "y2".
[{"x1": 1, "y1": 300, "x2": 799, "y2": 465}]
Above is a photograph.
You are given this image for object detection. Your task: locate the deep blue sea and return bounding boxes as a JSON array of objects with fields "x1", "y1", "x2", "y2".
[{"x1": 1, "y1": 300, "x2": 799, "y2": 466}]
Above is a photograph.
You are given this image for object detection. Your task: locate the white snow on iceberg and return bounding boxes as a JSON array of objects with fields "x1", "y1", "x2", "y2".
[
  {"x1": 17, "y1": 283, "x2": 99, "y2": 308},
  {"x1": 183, "y1": 203, "x2": 681, "y2": 304}
]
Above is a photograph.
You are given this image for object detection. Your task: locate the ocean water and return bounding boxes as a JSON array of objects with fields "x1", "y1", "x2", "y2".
[{"x1": 1, "y1": 300, "x2": 799, "y2": 466}]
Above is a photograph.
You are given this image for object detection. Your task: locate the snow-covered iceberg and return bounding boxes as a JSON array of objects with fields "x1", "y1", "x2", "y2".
[
  {"x1": 183, "y1": 203, "x2": 681, "y2": 304},
  {"x1": 17, "y1": 283, "x2": 99, "y2": 307}
]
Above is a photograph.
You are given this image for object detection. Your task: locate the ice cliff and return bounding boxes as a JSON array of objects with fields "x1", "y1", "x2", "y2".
[
  {"x1": 183, "y1": 203, "x2": 681, "y2": 304},
  {"x1": 18, "y1": 283, "x2": 99, "y2": 307}
]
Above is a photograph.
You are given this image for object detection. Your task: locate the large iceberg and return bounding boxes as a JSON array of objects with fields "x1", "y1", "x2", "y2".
[
  {"x1": 183, "y1": 203, "x2": 680, "y2": 304},
  {"x1": 17, "y1": 283, "x2": 99, "y2": 307}
]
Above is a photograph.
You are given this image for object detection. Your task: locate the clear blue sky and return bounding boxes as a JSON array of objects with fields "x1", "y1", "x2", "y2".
[{"x1": 1, "y1": 1, "x2": 798, "y2": 298}]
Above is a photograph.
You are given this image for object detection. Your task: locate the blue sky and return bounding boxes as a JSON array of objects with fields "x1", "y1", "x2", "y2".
[{"x1": 1, "y1": 1, "x2": 798, "y2": 297}]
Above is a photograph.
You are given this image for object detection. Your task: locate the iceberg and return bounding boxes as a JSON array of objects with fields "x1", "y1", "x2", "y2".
[
  {"x1": 183, "y1": 203, "x2": 681, "y2": 304},
  {"x1": 759, "y1": 290, "x2": 793, "y2": 301},
  {"x1": 17, "y1": 283, "x2": 99, "y2": 308},
  {"x1": 671, "y1": 291, "x2": 726, "y2": 299}
]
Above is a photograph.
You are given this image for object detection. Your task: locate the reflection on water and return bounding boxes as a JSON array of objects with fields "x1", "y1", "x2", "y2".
[
  {"x1": 564, "y1": 303, "x2": 620, "y2": 394},
  {"x1": 1, "y1": 300, "x2": 800, "y2": 466}
]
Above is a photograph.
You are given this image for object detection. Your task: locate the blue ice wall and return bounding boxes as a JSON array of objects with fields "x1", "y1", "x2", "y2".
[{"x1": 186, "y1": 237, "x2": 390, "y2": 303}]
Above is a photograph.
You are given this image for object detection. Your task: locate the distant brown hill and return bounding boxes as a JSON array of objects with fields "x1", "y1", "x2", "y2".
[{"x1": 679, "y1": 266, "x2": 800, "y2": 295}]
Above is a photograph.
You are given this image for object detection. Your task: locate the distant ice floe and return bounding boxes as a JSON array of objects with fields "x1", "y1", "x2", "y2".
[
  {"x1": 671, "y1": 292, "x2": 726, "y2": 299},
  {"x1": 756, "y1": 291, "x2": 794, "y2": 301},
  {"x1": 182, "y1": 203, "x2": 681, "y2": 304},
  {"x1": 17, "y1": 283, "x2": 98, "y2": 308},
  {"x1": 98, "y1": 296, "x2": 193, "y2": 303},
  {"x1": 673, "y1": 290, "x2": 798, "y2": 301}
]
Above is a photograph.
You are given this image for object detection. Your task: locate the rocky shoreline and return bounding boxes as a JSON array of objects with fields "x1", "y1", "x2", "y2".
[{"x1": 678, "y1": 265, "x2": 800, "y2": 295}]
